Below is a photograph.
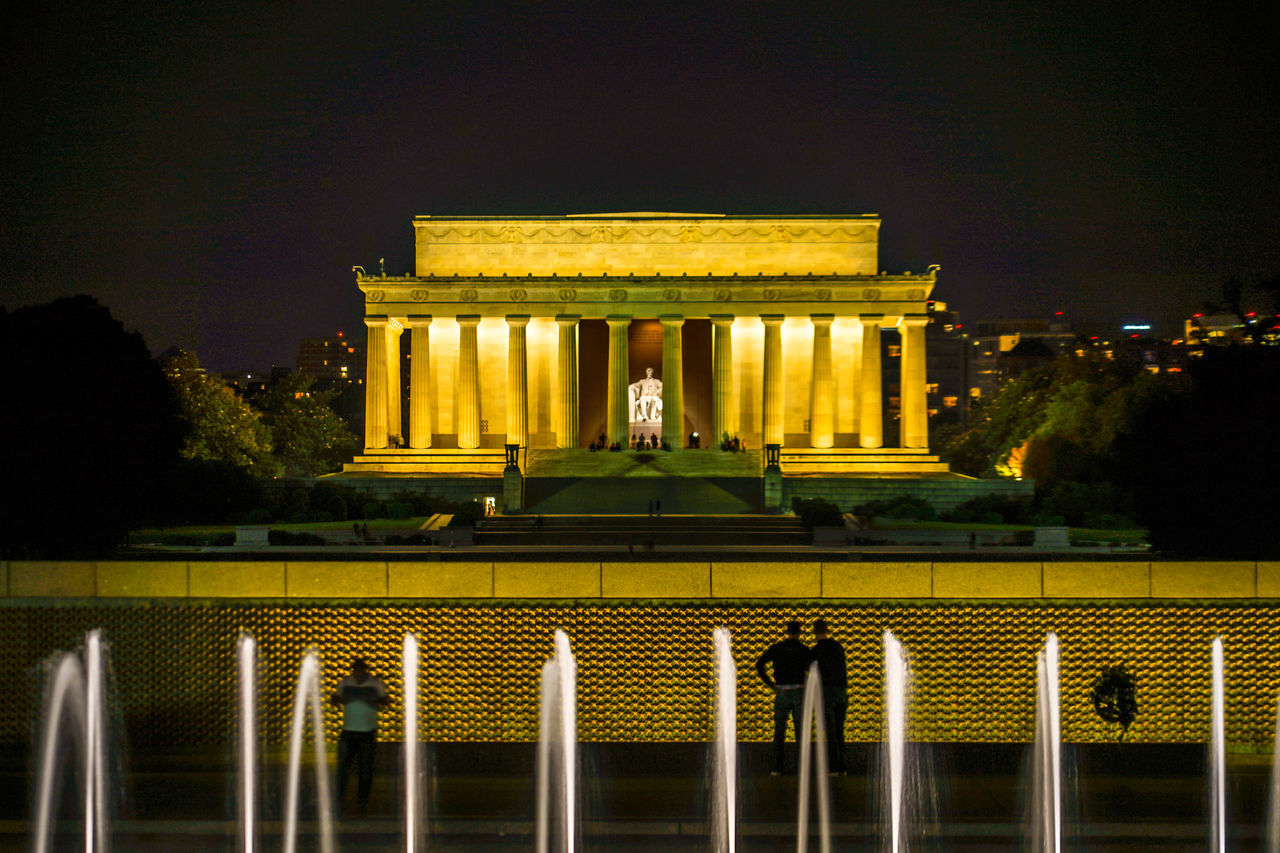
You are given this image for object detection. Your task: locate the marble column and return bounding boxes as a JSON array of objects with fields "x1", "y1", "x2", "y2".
[
  {"x1": 386, "y1": 319, "x2": 404, "y2": 443},
  {"x1": 555, "y1": 315, "x2": 579, "y2": 448},
  {"x1": 899, "y1": 314, "x2": 930, "y2": 449},
  {"x1": 809, "y1": 314, "x2": 835, "y2": 449},
  {"x1": 660, "y1": 315, "x2": 685, "y2": 448},
  {"x1": 406, "y1": 315, "x2": 432, "y2": 449},
  {"x1": 506, "y1": 315, "x2": 529, "y2": 448},
  {"x1": 711, "y1": 315, "x2": 734, "y2": 444},
  {"x1": 859, "y1": 314, "x2": 884, "y2": 449},
  {"x1": 363, "y1": 316, "x2": 389, "y2": 449},
  {"x1": 606, "y1": 316, "x2": 630, "y2": 447},
  {"x1": 457, "y1": 315, "x2": 481, "y2": 450},
  {"x1": 762, "y1": 315, "x2": 785, "y2": 447}
]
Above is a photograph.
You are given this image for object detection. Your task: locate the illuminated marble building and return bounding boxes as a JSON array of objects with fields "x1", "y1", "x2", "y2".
[{"x1": 332, "y1": 213, "x2": 1038, "y2": 514}]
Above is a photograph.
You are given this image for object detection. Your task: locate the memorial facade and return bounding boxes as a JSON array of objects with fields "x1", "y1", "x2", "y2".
[{"x1": 344, "y1": 213, "x2": 948, "y2": 478}]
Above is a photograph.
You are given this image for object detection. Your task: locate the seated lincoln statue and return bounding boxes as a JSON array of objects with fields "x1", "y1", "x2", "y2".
[{"x1": 629, "y1": 367, "x2": 663, "y2": 423}]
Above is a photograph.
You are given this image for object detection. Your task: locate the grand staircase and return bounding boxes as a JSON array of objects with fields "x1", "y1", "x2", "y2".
[{"x1": 474, "y1": 514, "x2": 810, "y2": 547}]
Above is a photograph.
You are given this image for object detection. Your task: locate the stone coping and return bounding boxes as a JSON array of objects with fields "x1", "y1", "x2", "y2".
[{"x1": 1, "y1": 560, "x2": 1276, "y2": 601}]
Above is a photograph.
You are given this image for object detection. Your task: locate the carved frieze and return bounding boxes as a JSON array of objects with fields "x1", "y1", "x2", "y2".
[
  {"x1": 367, "y1": 290, "x2": 385, "y2": 302},
  {"x1": 509, "y1": 288, "x2": 527, "y2": 302},
  {"x1": 410, "y1": 289, "x2": 429, "y2": 302},
  {"x1": 420, "y1": 223, "x2": 878, "y2": 243}
]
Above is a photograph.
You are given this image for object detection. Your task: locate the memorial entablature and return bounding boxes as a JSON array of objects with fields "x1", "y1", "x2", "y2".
[{"x1": 344, "y1": 214, "x2": 947, "y2": 481}]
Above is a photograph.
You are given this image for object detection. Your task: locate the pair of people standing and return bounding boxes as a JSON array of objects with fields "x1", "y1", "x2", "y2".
[{"x1": 755, "y1": 619, "x2": 848, "y2": 775}]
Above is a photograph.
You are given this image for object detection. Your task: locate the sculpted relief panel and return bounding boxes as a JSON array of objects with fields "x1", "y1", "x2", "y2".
[{"x1": 413, "y1": 215, "x2": 881, "y2": 278}]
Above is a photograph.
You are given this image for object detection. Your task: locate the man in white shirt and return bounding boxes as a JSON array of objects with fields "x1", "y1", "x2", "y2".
[{"x1": 331, "y1": 656, "x2": 389, "y2": 814}]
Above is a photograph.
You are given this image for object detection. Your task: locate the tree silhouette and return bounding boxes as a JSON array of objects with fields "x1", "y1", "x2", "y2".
[{"x1": 1, "y1": 296, "x2": 184, "y2": 556}]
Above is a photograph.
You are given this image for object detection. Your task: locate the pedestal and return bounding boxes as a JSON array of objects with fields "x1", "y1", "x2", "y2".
[
  {"x1": 763, "y1": 443, "x2": 783, "y2": 513},
  {"x1": 502, "y1": 443, "x2": 523, "y2": 514}
]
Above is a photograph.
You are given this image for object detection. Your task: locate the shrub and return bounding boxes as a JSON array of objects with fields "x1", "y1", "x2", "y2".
[
  {"x1": 791, "y1": 497, "x2": 843, "y2": 528},
  {"x1": 448, "y1": 501, "x2": 483, "y2": 528},
  {"x1": 387, "y1": 500, "x2": 415, "y2": 520},
  {"x1": 1040, "y1": 481, "x2": 1130, "y2": 527},
  {"x1": 361, "y1": 501, "x2": 387, "y2": 520},
  {"x1": 241, "y1": 506, "x2": 272, "y2": 525},
  {"x1": 857, "y1": 495, "x2": 937, "y2": 521},
  {"x1": 940, "y1": 495, "x2": 1032, "y2": 525},
  {"x1": 268, "y1": 529, "x2": 325, "y2": 546}
]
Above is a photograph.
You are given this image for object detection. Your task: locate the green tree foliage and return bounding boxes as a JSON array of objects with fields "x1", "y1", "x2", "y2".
[
  {"x1": 1, "y1": 296, "x2": 185, "y2": 556},
  {"x1": 161, "y1": 350, "x2": 280, "y2": 476},
  {"x1": 256, "y1": 371, "x2": 359, "y2": 477},
  {"x1": 938, "y1": 350, "x2": 1177, "y2": 528},
  {"x1": 941, "y1": 351, "x2": 1162, "y2": 483}
]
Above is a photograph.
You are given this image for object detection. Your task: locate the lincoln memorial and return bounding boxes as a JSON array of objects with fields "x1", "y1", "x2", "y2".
[{"x1": 341, "y1": 213, "x2": 977, "y2": 508}]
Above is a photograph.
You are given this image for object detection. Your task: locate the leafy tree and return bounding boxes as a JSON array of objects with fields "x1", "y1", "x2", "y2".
[
  {"x1": 161, "y1": 349, "x2": 280, "y2": 476},
  {"x1": 940, "y1": 350, "x2": 1151, "y2": 480},
  {"x1": 1, "y1": 296, "x2": 184, "y2": 556},
  {"x1": 256, "y1": 371, "x2": 359, "y2": 477}
]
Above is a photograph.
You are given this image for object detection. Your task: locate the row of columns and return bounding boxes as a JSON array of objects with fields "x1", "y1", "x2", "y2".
[{"x1": 364, "y1": 313, "x2": 930, "y2": 452}]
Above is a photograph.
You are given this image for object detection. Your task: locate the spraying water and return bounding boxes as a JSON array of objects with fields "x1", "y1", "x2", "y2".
[
  {"x1": 282, "y1": 649, "x2": 335, "y2": 853},
  {"x1": 236, "y1": 634, "x2": 256, "y2": 853},
  {"x1": 1211, "y1": 636, "x2": 1226, "y2": 853},
  {"x1": 1032, "y1": 632, "x2": 1061, "y2": 853},
  {"x1": 712, "y1": 627, "x2": 737, "y2": 853},
  {"x1": 1268, "y1": 692, "x2": 1280, "y2": 853},
  {"x1": 536, "y1": 630, "x2": 578, "y2": 853},
  {"x1": 33, "y1": 631, "x2": 109, "y2": 853},
  {"x1": 404, "y1": 633, "x2": 422, "y2": 853},
  {"x1": 796, "y1": 661, "x2": 832, "y2": 853},
  {"x1": 884, "y1": 630, "x2": 910, "y2": 853}
]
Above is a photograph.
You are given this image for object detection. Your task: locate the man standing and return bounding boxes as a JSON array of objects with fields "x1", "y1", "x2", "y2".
[
  {"x1": 755, "y1": 619, "x2": 811, "y2": 775},
  {"x1": 812, "y1": 618, "x2": 849, "y2": 774},
  {"x1": 331, "y1": 656, "x2": 389, "y2": 815}
]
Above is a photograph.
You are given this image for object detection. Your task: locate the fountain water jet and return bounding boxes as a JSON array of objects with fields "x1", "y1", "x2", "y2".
[
  {"x1": 796, "y1": 661, "x2": 832, "y2": 853},
  {"x1": 1031, "y1": 632, "x2": 1061, "y2": 853},
  {"x1": 537, "y1": 629, "x2": 578, "y2": 853},
  {"x1": 711, "y1": 627, "x2": 736, "y2": 853},
  {"x1": 1211, "y1": 636, "x2": 1226, "y2": 853},
  {"x1": 282, "y1": 649, "x2": 334, "y2": 853},
  {"x1": 236, "y1": 634, "x2": 256, "y2": 853},
  {"x1": 403, "y1": 633, "x2": 424, "y2": 853},
  {"x1": 33, "y1": 630, "x2": 109, "y2": 853},
  {"x1": 884, "y1": 630, "x2": 910, "y2": 853},
  {"x1": 1268, "y1": 692, "x2": 1280, "y2": 853}
]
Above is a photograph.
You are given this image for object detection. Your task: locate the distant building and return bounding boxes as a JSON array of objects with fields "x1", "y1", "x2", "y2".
[
  {"x1": 297, "y1": 333, "x2": 365, "y2": 383},
  {"x1": 965, "y1": 316, "x2": 1078, "y2": 399},
  {"x1": 297, "y1": 332, "x2": 367, "y2": 432}
]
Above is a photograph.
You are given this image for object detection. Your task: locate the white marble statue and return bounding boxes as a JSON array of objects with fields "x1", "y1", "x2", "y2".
[{"x1": 629, "y1": 367, "x2": 663, "y2": 423}]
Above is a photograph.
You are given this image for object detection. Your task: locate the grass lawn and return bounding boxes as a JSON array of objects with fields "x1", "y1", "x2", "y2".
[
  {"x1": 866, "y1": 516, "x2": 1147, "y2": 545},
  {"x1": 130, "y1": 517, "x2": 431, "y2": 544}
]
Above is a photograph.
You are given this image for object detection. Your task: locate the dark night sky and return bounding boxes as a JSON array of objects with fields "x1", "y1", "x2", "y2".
[{"x1": 3, "y1": 1, "x2": 1277, "y2": 371}]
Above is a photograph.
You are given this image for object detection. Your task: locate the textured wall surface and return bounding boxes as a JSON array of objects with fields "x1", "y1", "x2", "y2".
[{"x1": 3, "y1": 600, "x2": 1278, "y2": 748}]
